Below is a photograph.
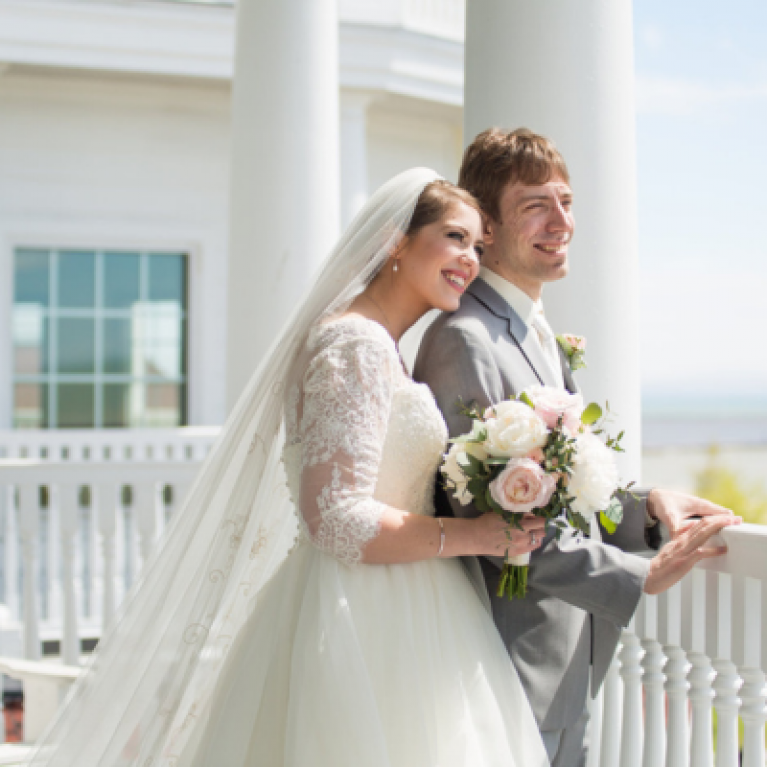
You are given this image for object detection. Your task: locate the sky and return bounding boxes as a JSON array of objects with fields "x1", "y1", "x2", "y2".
[{"x1": 632, "y1": 0, "x2": 767, "y2": 412}]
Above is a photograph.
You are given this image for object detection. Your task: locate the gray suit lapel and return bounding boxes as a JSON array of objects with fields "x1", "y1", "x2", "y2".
[
  {"x1": 558, "y1": 344, "x2": 579, "y2": 394},
  {"x1": 468, "y1": 278, "x2": 561, "y2": 388}
]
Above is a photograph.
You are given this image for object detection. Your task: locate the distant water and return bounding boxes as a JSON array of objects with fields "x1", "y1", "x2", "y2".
[
  {"x1": 643, "y1": 416, "x2": 767, "y2": 448},
  {"x1": 642, "y1": 394, "x2": 767, "y2": 447}
]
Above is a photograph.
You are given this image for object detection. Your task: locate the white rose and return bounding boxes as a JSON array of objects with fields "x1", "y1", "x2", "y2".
[
  {"x1": 440, "y1": 442, "x2": 489, "y2": 506},
  {"x1": 568, "y1": 432, "x2": 620, "y2": 520},
  {"x1": 483, "y1": 400, "x2": 549, "y2": 459}
]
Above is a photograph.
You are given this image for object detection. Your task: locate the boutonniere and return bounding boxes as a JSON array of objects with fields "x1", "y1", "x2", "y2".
[{"x1": 556, "y1": 334, "x2": 587, "y2": 372}]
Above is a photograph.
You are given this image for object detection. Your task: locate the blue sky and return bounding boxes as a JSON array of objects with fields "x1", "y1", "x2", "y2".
[{"x1": 633, "y1": 0, "x2": 767, "y2": 409}]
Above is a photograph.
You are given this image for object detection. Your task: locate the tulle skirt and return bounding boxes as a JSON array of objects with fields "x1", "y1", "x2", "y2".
[{"x1": 183, "y1": 541, "x2": 549, "y2": 767}]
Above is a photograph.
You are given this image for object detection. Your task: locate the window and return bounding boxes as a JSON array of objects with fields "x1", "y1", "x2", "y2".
[{"x1": 13, "y1": 249, "x2": 188, "y2": 428}]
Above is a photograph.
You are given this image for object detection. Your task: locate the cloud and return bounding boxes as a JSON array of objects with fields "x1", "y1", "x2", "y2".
[{"x1": 636, "y1": 75, "x2": 767, "y2": 115}]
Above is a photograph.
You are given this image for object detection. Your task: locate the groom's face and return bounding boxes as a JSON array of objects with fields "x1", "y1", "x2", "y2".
[{"x1": 486, "y1": 175, "x2": 574, "y2": 294}]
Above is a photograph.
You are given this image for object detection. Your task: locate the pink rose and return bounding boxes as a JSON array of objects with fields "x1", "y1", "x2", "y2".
[
  {"x1": 489, "y1": 458, "x2": 557, "y2": 514},
  {"x1": 562, "y1": 334, "x2": 586, "y2": 352},
  {"x1": 525, "y1": 384, "x2": 584, "y2": 433}
]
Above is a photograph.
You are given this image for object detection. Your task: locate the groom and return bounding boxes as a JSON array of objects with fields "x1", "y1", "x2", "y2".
[{"x1": 414, "y1": 127, "x2": 737, "y2": 766}]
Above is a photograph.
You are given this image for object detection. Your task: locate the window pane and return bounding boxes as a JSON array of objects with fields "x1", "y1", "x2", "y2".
[
  {"x1": 13, "y1": 383, "x2": 49, "y2": 428},
  {"x1": 57, "y1": 384, "x2": 94, "y2": 428},
  {"x1": 103, "y1": 383, "x2": 133, "y2": 428},
  {"x1": 57, "y1": 318, "x2": 95, "y2": 374},
  {"x1": 58, "y1": 251, "x2": 95, "y2": 308},
  {"x1": 148, "y1": 254, "x2": 186, "y2": 305},
  {"x1": 133, "y1": 304, "x2": 182, "y2": 377},
  {"x1": 144, "y1": 382, "x2": 184, "y2": 427},
  {"x1": 103, "y1": 318, "x2": 133, "y2": 374},
  {"x1": 14, "y1": 250, "x2": 50, "y2": 305},
  {"x1": 104, "y1": 253, "x2": 140, "y2": 309},
  {"x1": 13, "y1": 306, "x2": 48, "y2": 374}
]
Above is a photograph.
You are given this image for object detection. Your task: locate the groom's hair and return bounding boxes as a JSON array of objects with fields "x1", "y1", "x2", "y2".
[{"x1": 458, "y1": 128, "x2": 569, "y2": 223}]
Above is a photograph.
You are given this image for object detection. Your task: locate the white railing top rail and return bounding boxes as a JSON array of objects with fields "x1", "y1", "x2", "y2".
[
  {"x1": 0, "y1": 459, "x2": 201, "y2": 484},
  {"x1": 0, "y1": 428, "x2": 220, "y2": 463}
]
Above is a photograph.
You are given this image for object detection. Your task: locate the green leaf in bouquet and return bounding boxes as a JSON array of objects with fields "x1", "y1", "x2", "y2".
[
  {"x1": 457, "y1": 455, "x2": 479, "y2": 478},
  {"x1": 468, "y1": 477, "x2": 488, "y2": 499},
  {"x1": 581, "y1": 402, "x2": 603, "y2": 425},
  {"x1": 474, "y1": 493, "x2": 490, "y2": 512},
  {"x1": 568, "y1": 511, "x2": 591, "y2": 535},
  {"x1": 465, "y1": 451, "x2": 486, "y2": 475},
  {"x1": 604, "y1": 496, "x2": 624, "y2": 525},
  {"x1": 600, "y1": 514, "x2": 617, "y2": 535},
  {"x1": 518, "y1": 391, "x2": 535, "y2": 409}
]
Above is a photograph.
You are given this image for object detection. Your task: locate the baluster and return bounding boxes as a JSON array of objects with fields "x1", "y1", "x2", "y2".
[
  {"x1": 17, "y1": 483, "x2": 41, "y2": 660},
  {"x1": 587, "y1": 672, "x2": 603, "y2": 767},
  {"x1": 641, "y1": 594, "x2": 666, "y2": 767},
  {"x1": 2, "y1": 484, "x2": 18, "y2": 619},
  {"x1": 712, "y1": 573, "x2": 741, "y2": 767},
  {"x1": 664, "y1": 582, "x2": 690, "y2": 767},
  {"x1": 97, "y1": 483, "x2": 117, "y2": 632},
  {"x1": 59, "y1": 483, "x2": 80, "y2": 666},
  {"x1": 739, "y1": 577, "x2": 766, "y2": 767},
  {"x1": 688, "y1": 568, "x2": 714, "y2": 767},
  {"x1": 619, "y1": 619, "x2": 644, "y2": 767},
  {"x1": 599, "y1": 651, "x2": 623, "y2": 767},
  {"x1": 134, "y1": 482, "x2": 158, "y2": 569}
]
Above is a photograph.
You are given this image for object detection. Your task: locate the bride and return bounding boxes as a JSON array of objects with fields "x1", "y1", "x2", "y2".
[{"x1": 26, "y1": 169, "x2": 550, "y2": 767}]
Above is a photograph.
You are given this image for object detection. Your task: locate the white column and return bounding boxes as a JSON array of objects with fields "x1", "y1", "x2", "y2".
[
  {"x1": 340, "y1": 90, "x2": 374, "y2": 230},
  {"x1": 464, "y1": 0, "x2": 641, "y2": 478},
  {"x1": 226, "y1": 0, "x2": 340, "y2": 409}
]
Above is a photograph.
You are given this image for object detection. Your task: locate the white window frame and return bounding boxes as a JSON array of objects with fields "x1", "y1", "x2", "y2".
[{"x1": 0, "y1": 230, "x2": 204, "y2": 430}]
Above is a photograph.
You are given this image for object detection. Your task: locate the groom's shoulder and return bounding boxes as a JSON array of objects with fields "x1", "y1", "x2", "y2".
[{"x1": 426, "y1": 292, "x2": 494, "y2": 343}]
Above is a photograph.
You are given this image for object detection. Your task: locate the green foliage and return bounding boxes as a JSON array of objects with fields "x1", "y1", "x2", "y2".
[
  {"x1": 694, "y1": 446, "x2": 767, "y2": 525},
  {"x1": 581, "y1": 402, "x2": 603, "y2": 425}
]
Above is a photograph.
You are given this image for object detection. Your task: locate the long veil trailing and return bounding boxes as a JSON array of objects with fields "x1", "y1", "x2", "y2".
[{"x1": 25, "y1": 167, "x2": 441, "y2": 766}]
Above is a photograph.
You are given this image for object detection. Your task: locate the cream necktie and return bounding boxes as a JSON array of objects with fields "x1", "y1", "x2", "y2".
[{"x1": 531, "y1": 306, "x2": 564, "y2": 388}]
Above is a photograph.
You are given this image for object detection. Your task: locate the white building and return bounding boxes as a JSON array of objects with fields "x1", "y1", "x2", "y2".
[
  {"x1": 0, "y1": 3, "x2": 766, "y2": 765},
  {"x1": 0, "y1": 0, "x2": 465, "y2": 430}
]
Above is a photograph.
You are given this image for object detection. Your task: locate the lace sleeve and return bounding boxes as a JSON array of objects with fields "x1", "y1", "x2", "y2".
[{"x1": 298, "y1": 323, "x2": 398, "y2": 565}]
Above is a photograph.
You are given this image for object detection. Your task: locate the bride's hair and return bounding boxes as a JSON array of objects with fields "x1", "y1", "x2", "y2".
[{"x1": 406, "y1": 180, "x2": 482, "y2": 238}]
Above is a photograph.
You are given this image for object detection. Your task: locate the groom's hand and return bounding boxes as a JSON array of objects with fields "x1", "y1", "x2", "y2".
[
  {"x1": 643, "y1": 513, "x2": 741, "y2": 595},
  {"x1": 646, "y1": 488, "x2": 734, "y2": 539}
]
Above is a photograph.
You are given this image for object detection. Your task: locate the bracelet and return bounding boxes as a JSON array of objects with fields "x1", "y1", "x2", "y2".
[{"x1": 436, "y1": 518, "x2": 446, "y2": 557}]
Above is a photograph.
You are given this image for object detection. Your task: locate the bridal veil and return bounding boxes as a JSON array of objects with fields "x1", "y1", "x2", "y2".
[{"x1": 25, "y1": 167, "x2": 440, "y2": 766}]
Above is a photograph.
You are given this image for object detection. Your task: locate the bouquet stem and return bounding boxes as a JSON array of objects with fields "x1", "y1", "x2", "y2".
[{"x1": 497, "y1": 563, "x2": 528, "y2": 600}]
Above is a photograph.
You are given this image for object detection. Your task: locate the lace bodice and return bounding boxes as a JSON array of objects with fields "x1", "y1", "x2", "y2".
[{"x1": 283, "y1": 315, "x2": 448, "y2": 566}]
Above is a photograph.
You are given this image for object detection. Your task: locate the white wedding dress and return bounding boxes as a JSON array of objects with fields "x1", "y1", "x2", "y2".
[{"x1": 185, "y1": 315, "x2": 549, "y2": 767}]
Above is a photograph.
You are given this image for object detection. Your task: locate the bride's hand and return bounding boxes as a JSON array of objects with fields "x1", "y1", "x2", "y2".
[{"x1": 471, "y1": 513, "x2": 546, "y2": 558}]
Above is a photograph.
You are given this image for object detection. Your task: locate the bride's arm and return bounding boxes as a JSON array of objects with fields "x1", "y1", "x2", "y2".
[{"x1": 298, "y1": 329, "x2": 544, "y2": 566}]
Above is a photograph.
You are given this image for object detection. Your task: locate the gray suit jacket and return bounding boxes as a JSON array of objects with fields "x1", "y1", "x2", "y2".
[{"x1": 413, "y1": 277, "x2": 659, "y2": 730}]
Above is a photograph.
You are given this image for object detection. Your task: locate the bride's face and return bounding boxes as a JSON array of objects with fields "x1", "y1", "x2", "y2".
[{"x1": 398, "y1": 201, "x2": 483, "y2": 313}]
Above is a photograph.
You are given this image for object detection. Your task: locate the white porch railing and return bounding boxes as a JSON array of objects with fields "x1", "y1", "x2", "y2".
[
  {"x1": 590, "y1": 523, "x2": 767, "y2": 767},
  {"x1": 0, "y1": 460, "x2": 203, "y2": 665},
  {"x1": 0, "y1": 427, "x2": 220, "y2": 663},
  {"x1": 0, "y1": 427, "x2": 219, "y2": 463}
]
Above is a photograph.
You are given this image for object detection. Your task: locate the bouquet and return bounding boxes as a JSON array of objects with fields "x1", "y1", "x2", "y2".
[{"x1": 440, "y1": 385, "x2": 630, "y2": 599}]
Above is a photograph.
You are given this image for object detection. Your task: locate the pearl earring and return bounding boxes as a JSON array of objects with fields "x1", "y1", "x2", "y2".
[{"x1": 393, "y1": 260, "x2": 399, "y2": 273}]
